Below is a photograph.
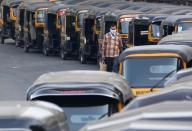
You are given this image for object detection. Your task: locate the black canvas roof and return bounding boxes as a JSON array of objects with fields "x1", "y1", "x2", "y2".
[
  {"x1": 158, "y1": 30, "x2": 192, "y2": 47},
  {"x1": 118, "y1": 45, "x2": 192, "y2": 62}
]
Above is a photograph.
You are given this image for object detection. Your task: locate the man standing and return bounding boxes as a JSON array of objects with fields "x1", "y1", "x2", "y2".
[{"x1": 101, "y1": 24, "x2": 122, "y2": 72}]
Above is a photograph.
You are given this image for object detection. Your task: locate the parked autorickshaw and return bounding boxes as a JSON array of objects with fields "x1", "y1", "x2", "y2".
[
  {"x1": 116, "y1": 45, "x2": 192, "y2": 96},
  {"x1": 15, "y1": 0, "x2": 52, "y2": 47},
  {"x1": 116, "y1": 10, "x2": 141, "y2": 49},
  {"x1": 81, "y1": 101, "x2": 192, "y2": 131},
  {"x1": 126, "y1": 14, "x2": 167, "y2": 47},
  {"x1": 59, "y1": 5, "x2": 81, "y2": 59},
  {"x1": 26, "y1": 70, "x2": 133, "y2": 131},
  {"x1": 0, "y1": 101, "x2": 68, "y2": 131},
  {"x1": 0, "y1": 0, "x2": 23, "y2": 44},
  {"x1": 23, "y1": 2, "x2": 55, "y2": 52},
  {"x1": 96, "y1": 9, "x2": 141, "y2": 50},
  {"x1": 125, "y1": 75, "x2": 192, "y2": 110},
  {"x1": 78, "y1": 8, "x2": 100, "y2": 63},
  {"x1": 42, "y1": 4, "x2": 74, "y2": 56},
  {"x1": 160, "y1": 15, "x2": 192, "y2": 38},
  {"x1": 158, "y1": 30, "x2": 192, "y2": 47}
]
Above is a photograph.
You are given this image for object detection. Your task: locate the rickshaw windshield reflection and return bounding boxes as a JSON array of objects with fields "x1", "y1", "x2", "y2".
[
  {"x1": 178, "y1": 22, "x2": 192, "y2": 32},
  {"x1": 123, "y1": 57, "x2": 178, "y2": 87},
  {"x1": 120, "y1": 20, "x2": 129, "y2": 34},
  {"x1": 63, "y1": 105, "x2": 108, "y2": 131},
  {"x1": 58, "y1": 14, "x2": 64, "y2": 25},
  {"x1": 13, "y1": 7, "x2": 17, "y2": 17},
  {"x1": 151, "y1": 23, "x2": 160, "y2": 37},
  {"x1": 37, "y1": 10, "x2": 46, "y2": 22}
]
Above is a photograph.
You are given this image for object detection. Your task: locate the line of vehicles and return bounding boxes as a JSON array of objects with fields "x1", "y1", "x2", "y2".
[
  {"x1": 1, "y1": 0, "x2": 192, "y2": 63},
  {"x1": 1, "y1": 0, "x2": 192, "y2": 131}
]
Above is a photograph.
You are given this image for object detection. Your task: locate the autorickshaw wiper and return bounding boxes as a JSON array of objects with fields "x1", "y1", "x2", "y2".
[{"x1": 150, "y1": 70, "x2": 177, "y2": 92}]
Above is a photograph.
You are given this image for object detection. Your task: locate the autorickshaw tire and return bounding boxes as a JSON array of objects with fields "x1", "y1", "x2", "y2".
[
  {"x1": 15, "y1": 36, "x2": 20, "y2": 47},
  {"x1": 0, "y1": 36, "x2": 4, "y2": 44},
  {"x1": 80, "y1": 51, "x2": 86, "y2": 64},
  {"x1": 24, "y1": 39, "x2": 29, "y2": 53},
  {"x1": 60, "y1": 48, "x2": 67, "y2": 60},
  {"x1": 42, "y1": 44, "x2": 49, "y2": 56}
]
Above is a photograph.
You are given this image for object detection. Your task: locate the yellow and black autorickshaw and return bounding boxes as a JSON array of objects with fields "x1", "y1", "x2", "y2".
[
  {"x1": 0, "y1": 0, "x2": 23, "y2": 44},
  {"x1": 60, "y1": 6, "x2": 91, "y2": 60},
  {"x1": 116, "y1": 10, "x2": 141, "y2": 49},
  {"x1": 15, "y1": 0, "x2": 52, "y2": 47},
  {"x1": 116, "y1": 45, "x2": 192, "y2": 96},
  {"x1": 127, "y1": 14, "x2": 167, "y2": 46},
  {"x1": 78, "y1": 7, "x2": 99, "y2": 64},
  {"x1": 23, "y1": 2, "x2": 55, "y2": 52},
  {"x1": 160, "y1": 15, "x2": 192, "y2": 38},
  {"x1": 59, "y1": 5, "x2": 82, "y2": 60},
  {"x1": 42, "y1": 3, "x2": 68, "y2": 56},
  {"x1": 0, "y1": 101, "x2": 69, "y2": 131},
  {"x1": 27, "y1": 70, "x2": 133, "y2": 131}
]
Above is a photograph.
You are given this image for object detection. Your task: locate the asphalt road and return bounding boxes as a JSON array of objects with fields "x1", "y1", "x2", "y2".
[{"x1": 0, "y1": 39, "x2": 98, "y2": 100}]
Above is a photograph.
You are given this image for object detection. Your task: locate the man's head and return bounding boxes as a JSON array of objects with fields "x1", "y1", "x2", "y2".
[
  {"x1": 110, "y1": 24, "x2": 116, "y2": 30},
  {"x1": 110, "y1": 24, "x2": 117, "y2": 34}
]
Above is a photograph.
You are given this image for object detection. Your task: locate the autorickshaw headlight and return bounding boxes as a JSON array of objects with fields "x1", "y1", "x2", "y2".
[
  {"x1": 19, "y1": 26, "x2": 21, "y2": 31},
  {"x1": 84, "y1": 37, "x2": 86, "y2": 44},
  {"x1": 66, "y1": 37, "x2": 70, "y2": 41}
]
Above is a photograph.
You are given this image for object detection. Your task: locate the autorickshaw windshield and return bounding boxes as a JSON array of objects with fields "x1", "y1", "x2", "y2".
[
  {"x1": 37, "y1": 10, "x2": 46, "y2": 23},
  {"x1": 119, "y1": 18, "x2": 132, "y2": 34},
  {"x1": 12, "y1": 7, "x2": 17, "y2": 17},
  {"x1": 33, "y1": 95, "x2": 118, "y2": 131},
  {"x1": 123, "y1": 57, "x2": 178, "y2": 87},
  {"x1": 58, "y1": 10, "x2": 65, "y2": 25},
  {"x1": 151, "y1": 23, "x2": 160, "y2": 37},
  {"x1": 177, "y1": 22, "x2": 192, "y2": 32}
]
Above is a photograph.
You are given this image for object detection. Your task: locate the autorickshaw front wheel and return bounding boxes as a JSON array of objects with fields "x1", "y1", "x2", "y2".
[
  {"x1": 60, "y1": 48, "x2": 67, "y2": 60},
  {"x1": 15, "y1": 35, "x2": 21, "y2": 47},
  {"x1": 0, "y1": 35, "x2": 4, "y2": 44},
  {"x1": 80, "y1": 51, "x2": 87, "y2": 64},
  {"x1": 42, "y1": 43, "x2": 50, "y2": 56},
  {"x1": 24, "y1": 39, "x2": 30, "y2": 53}
]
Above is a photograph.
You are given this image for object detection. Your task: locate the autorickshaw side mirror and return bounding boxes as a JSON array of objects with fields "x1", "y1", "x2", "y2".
[
  {"x1": 140, "y1": 31, "x2": 149, "y2": 35},
  {"x1": 72, "y1": 22, "x2": 75, "y2": 26}
]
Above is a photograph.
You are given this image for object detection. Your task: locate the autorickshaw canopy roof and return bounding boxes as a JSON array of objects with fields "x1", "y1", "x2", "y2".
[
  {"x1": 26, "y1": 2, "x2": 56, "y2": 12},
  {"x1": 27, "y1": 70, "x2": 132, "y2": 103},
  {"x1": 118, "y1": 45, "x2": 192, "y2": 62},
  {"x1": 1, "y1": 0, "x2": 23, "y2": 6},
  {"x1": 114, "y1": 10, "x2": 142, "y2": 17},
  {"x1": 81, "y1": 101, "x2": 192, "y2": 131},
  {"x1": 18, "y1": 0, "x2": 52, "y2": 9},
  {"x1": 0, "y1": 101, "x2": 66, "y2": 129},
  {"x1": 162, "y1": 15, "x2": 192, "y2": 26},
  {"x1": 124, "y1": 75, "x2": 192, "y2": 110},
  {"x1": 47, "y1": 4, "x2": 77, "y2": 14},
  {"x1": 82, "y1": 120, "x2": 192, "y2": 131},
  {"x1": 135, "y1": 14, "x2": 167, "y2": 23},
  {"x1": 158, "y1": 30, "x2": 192, "y2": 47}
]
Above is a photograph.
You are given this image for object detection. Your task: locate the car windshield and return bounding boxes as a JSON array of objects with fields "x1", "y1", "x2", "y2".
[
  {"x1": 123, "y1": 57, "x2": 178, "y2": 87},
  {"x1": 151, "y1": 23, "x2": 160, "y2": 37},
  {"x1": 177, "y1": 22, "x2": 192, "y2": 32},
  {"x1": 119, "y1": 18, "x2": 132, "y2": 34},
  {"x1": 63, "y1": 105, "x2": 108, "y2": 131},
  {"x1": 37, "y1": 10, "x2": 46, "y2": 23}
]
